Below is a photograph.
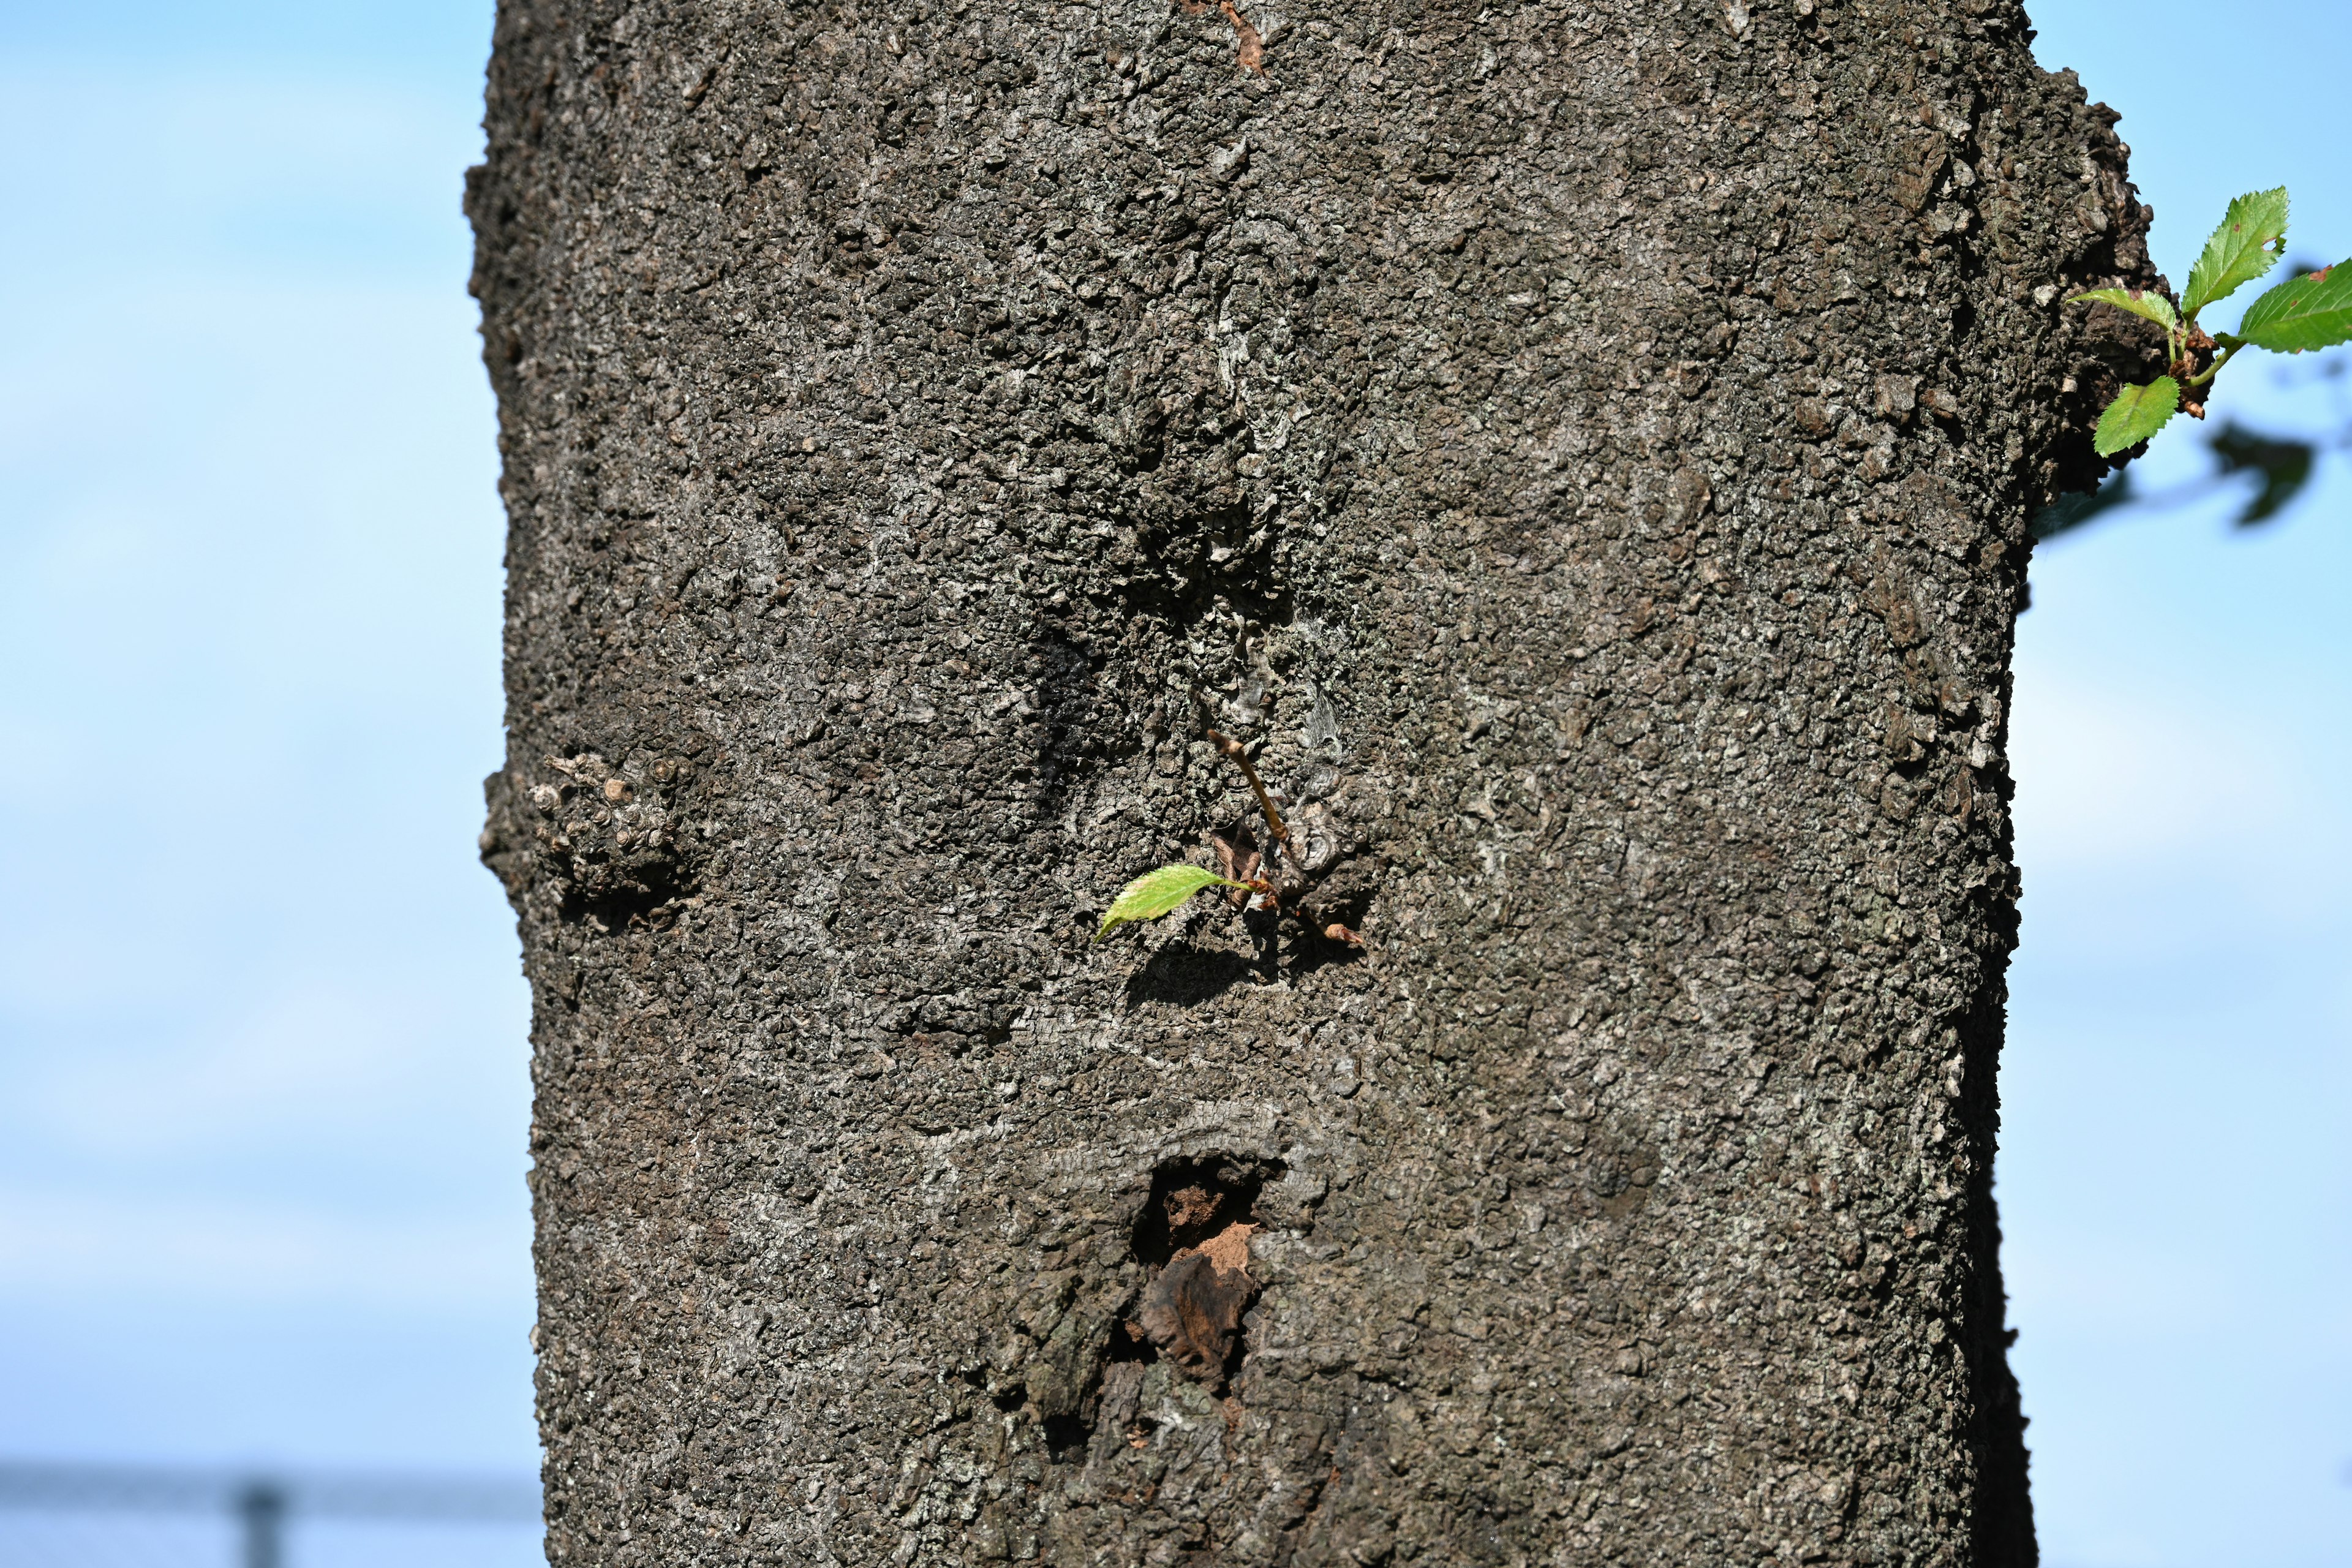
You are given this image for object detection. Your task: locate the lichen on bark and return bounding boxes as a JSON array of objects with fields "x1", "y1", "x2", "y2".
[{"x1": 469, "y1": 0, "x2": 2159, "y2": 1561}]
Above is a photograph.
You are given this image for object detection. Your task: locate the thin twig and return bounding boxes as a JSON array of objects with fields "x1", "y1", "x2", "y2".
[{"x1": 1205, "y1": 728, "x2": 1291, "y2": 851}]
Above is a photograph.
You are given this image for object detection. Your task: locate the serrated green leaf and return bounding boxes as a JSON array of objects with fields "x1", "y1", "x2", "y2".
[
  {"x1": 2183, "y1": 187, "x2": 2290, "y2": 316},
  {"x1": 1096, "y1": 863, "x2": 1250, "y2": 940},
  {"x1": 2236, "y1": 260, "x2": 2352, "y2": 353},
  {"x1": 2092, "y1": 377, "x2": 2179, "y2": 458},
  {"x1": 2067, "y1": 287, "x2": 2179, "y2": 332}
]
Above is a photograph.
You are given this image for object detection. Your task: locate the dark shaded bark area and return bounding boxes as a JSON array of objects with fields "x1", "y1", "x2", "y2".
[{"x1": 469, "y1": 1, "x2": 2158, "y2": 1562}]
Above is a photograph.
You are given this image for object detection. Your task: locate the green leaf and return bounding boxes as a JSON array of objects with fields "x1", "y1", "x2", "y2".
[
  {"x1": 2092, "y1": 377, "x2": 2179, "y2": 458},
  {"x1": 2183, "y1": 187, "x2": 2290, "y2": 316},
  {"x1": 1096, "y1": 863, "x2": 1250, "y2": 940},
  {"x1": 2236, "y1": 260, "x2": 2352, "y2": 353},
  {"x1": 2067, "y1": 286, "x2": 2179, "y2": 333}
]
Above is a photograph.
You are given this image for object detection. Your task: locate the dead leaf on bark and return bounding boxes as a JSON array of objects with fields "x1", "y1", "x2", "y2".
[
  {"x1": 1220, "y1": 0, "x2": 1265, "y2": 74},
  {"x1": 1208, "y1": 828, "x2": 1261, "y2": 909},
  {"x1": 1164, "y1": 1184, "x2": 1224, "y2": 1236},
  {"x1": 1176, "y1": 0, "x2": 1265, "y2": 75},
  {"x1": 1133, "y1": 1221, "x2": 1259, "y2": 1382},
  {"x1": 1196, "y1": 1219, "x2": 1257, "y2": 1274}
]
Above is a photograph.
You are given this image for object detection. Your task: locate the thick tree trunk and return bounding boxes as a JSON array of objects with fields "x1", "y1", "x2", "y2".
[{"x1": 470, "y1": 1, "x2": 2158, "y2": 1562}]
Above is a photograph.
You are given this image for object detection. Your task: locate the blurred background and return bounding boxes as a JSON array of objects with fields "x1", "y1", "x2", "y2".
[
  {"x1": 0, "y1": 2, "x2": 2342, "y2": 1566},
  {"x1": 0, "y1": 1, "x2": 537, "y2": 1563}
]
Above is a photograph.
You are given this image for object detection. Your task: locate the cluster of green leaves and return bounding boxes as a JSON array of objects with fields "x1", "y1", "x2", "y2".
[
  {"x1": 1095, "y1": 863, "x2": 1253, "y2": 941},
  {"x1": 2074, "y1": 188, "x2": 2352, "y2": 456}
]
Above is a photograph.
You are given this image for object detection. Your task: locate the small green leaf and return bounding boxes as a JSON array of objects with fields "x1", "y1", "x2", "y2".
[
  {"x1": 2183, "y1": 187, "x2": 2290, "y2": 316},
  {"x1": 2092, "y1": 377, "x2": 2179, "y2": 458},
  {"x1": 1096, "y1": 863, "x2": 1250, "y2": 941},
  {"x1": 2067, "y1": 286, "x2": 2179, "y2": 333},
  {"x1": 2236, "y1": 260, "x2": 2352, "y2": 353}
]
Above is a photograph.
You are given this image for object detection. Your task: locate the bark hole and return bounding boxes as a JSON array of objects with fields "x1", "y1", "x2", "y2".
[{"x1": 1123, "y1": 1155, "x2": 1278, "y2": 1392}]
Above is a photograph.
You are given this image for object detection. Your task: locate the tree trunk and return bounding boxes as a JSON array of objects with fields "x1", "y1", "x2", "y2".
[{"x1": 469, "y1": 1, "x2": 2158, "y2": 1562}]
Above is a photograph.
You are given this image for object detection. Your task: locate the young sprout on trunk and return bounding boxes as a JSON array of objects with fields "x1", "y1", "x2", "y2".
[
  {"x1": 1095, "y1": 726, "x2": 1362, "y2": 947},
  {"x1": 1095, "y1": 863, "x2": 1269, "y2": 941},
  {"x1": 2073, "y1": 188, "x2": 2352, "y2": 456}
]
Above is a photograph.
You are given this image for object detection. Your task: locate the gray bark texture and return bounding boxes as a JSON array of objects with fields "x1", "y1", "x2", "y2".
[{"x1": 468, "y1": 1, "x2": 2162, "y2": 1562}]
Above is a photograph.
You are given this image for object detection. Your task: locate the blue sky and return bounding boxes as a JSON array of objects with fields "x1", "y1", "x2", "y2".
[
  {"x1": 0, "y1": 4, "x2": 2343, "y2": 1567},
  {"x1": 0, "y1": 0, "x2": 525, "y2": 1492},
  {"x1": 1999, "y1": 6, "x2": 2352, "y2": 1566}
]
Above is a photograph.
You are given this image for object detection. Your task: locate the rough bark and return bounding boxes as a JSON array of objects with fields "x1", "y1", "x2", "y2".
[{"x1": 468, "y1": 1, "x2": 2160, "y2": 1562}]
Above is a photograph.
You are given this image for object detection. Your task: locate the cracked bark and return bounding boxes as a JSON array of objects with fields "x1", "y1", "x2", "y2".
[{"x1": 468, "y1": 0, "x2": 2161, "y2": 1562}]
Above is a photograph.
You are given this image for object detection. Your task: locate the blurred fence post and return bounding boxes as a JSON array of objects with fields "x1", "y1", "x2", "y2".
[
  {"x1": 236, "y1": 1478, "x2": 285, "y2": 1568},
  {"x1": 0, "y1": 1458, "x2": 542, "y2": 1563}
]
